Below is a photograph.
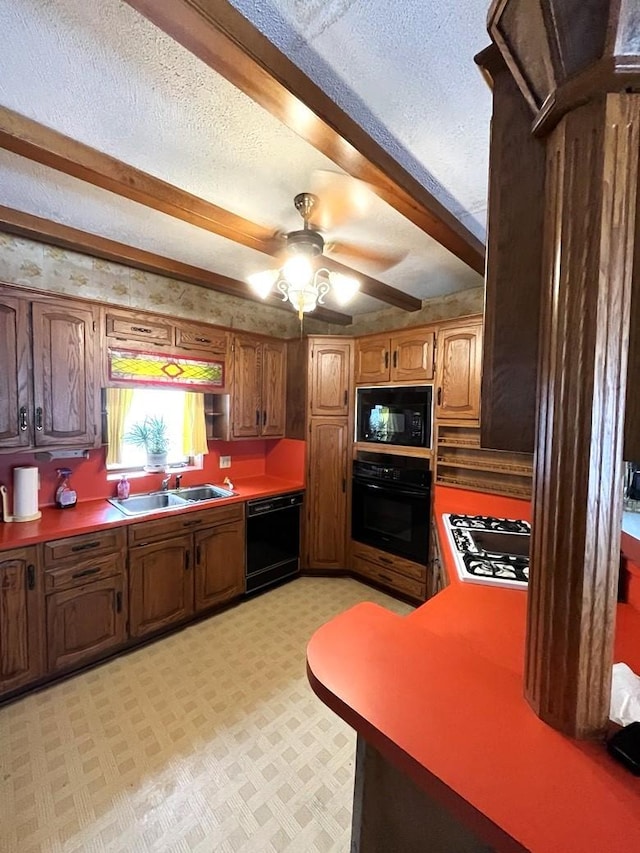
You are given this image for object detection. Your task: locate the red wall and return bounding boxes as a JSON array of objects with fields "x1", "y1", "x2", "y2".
[{"x1": 0, "y1": 438, "x2": 306, "y2": 508}]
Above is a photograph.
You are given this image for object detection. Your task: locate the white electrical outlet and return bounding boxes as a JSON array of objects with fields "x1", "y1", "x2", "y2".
[{"x1": 220, "y1": 455, "x2": 231, "y2": 469}]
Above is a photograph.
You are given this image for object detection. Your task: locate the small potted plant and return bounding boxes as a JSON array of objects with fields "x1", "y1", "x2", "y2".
[{"x1": 124, "y1": 415, "x2": 171, "y2": 471}]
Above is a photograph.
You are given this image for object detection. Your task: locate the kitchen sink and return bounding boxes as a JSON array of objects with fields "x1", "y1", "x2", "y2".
[
  {"x1": 177, "y1": 484, "x2": 235, "y2": 502},
  {"x1": 107, "y1": 492, "x2": 189, "y2": 517},
  {"x1": 107, "y1": 484, "x2": 236, "y2": 517}
]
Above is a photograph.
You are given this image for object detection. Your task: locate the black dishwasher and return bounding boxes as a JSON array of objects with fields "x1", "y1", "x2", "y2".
[{"x1": 245, "y1": 492, "x2": 303, "y2": 594}]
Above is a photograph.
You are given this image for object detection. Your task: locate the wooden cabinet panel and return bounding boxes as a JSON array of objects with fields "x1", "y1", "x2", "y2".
[
  {"x1": 310, "y1": 340, "x2": 352, "y2": 416},
  {"x1": 233, "y1": 336, "x2": 262, "y2": 437},
  {"x1": 105, "y1": 310, "x2": 173, "y2": 347},
  {"x1": 355, "y1": 329, "x2": 435, "y2": 385},
  {"x1": 306, "y1": 418, "x2": 348, "y2": 570},
  {"x1": 194, "y1": 522, "x2": 244, "y2": 611},
  {"x1": 435, "y1": 324, "x2": 482, "y2": 421},
  {"x1": 127, "y1": 504, "x2": 243, "y2": 547},
  {"x1": 351, "y1": 541, "x2": 426, "y2": 582},
  {"x1": 175, "y1": 322, "x2": 227, "y2": 354},
  {"x1": 0, "y1": 547, "x2": 43, "y2": 695},
  {"x1": 352, "y1": 555, "x2": 425, "y2": 600},
  {"x1": 44, "y1": 553, "x2": 122, "y2": 592},
  {"x1": 43, "y1": 528, "x2": 126, "y2": 567},
  {"x1": 129, "y1": 535, "x2": 194, "y2": 638},
  {"x1": 0, "y1": 294, "x2": 31, "y2": 449},
  {"x1": 31, "y1": 300, "x2": 100, "y2": 447},
  {"x1": 391, "y1": 330, "x2": 435, "y2": 382},
  {"x1": 355, "y1": 336, "x2": 389, "y2": 385},
  {"x1": 46, "y1": 575, "x2": 126, "y2": 672},
  {"x1": 262, "y1": 341, "x2": 287, "y2": 436}
]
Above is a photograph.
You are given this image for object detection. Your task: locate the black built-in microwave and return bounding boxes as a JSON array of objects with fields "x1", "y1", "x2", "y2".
[{"x1": 356, "y1": 386, "x2": 433, "y2": 448}]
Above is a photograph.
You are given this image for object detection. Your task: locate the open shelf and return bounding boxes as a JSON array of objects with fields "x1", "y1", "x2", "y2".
[
  {"x1": 204, "y1": 393, "x2": 230, "y2": 441},
  {"x1": 352, "y1": 442, "x2": 432, "y2": 460},
  {"x1": 435, "y1": 423, "x2": 533, "y2": 500}
]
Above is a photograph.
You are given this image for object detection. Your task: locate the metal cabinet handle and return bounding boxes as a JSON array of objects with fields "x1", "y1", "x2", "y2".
[
  {"x1": 27, "y1": 564, "x2": 36, "y2": 590},
  {"x1": 71, "y1": 566, "x2": 101, "y2": 579},
  {"x1": 182, "y1": 518, "x2": 202, "y2": 527},
  {"x1": 262, "y1": 410, "x2": 266, "y2": 426},
  {"x1": 378, "y1": 556, "x2": 392, "y2": 566},
  {"x1": 131, "y1": 325, "x2": 152, "y2": 334},
  {"x1": 384, "y1": 350, "x2": 389, "y2": 369},
  {"x1": 195, "y1": 336, "x2": 211, "y2": 344},
  {"x1": 255, "y1": 409, "x2": 260, "y2": 426},
  {"x1": 196, "y1": 544, "x2": 201, "y2": 564},
  {"x1": 343, "y1": 390, "x2": 348, "y2": 406},
  {"x1": 393, "y1": 350, "x2": 398, "y2": 369},
  {"x1": 342, "y1": 477, "x2": 346, "y2": 493},
  {"x1": 71, "y1": 540, "x2": 101, "y2": 552},
  {"x1": 35, "y1": 407, "x2": 43, "y2": 431},
  {"x1": 185, "y1": 552, "x2": 190, "y2": 571},
  {"x1": 437, "y1": 387, "x2": 442, "y2": 406},
  {"x1": 378, "y1": 572, "x2": 392, "y2": 583},
  {"x1": 115, "y1": 591, "x2": 122, "y2": 613},
  {"x1": 19, "y1": 406, "x2": 28, "y2": 431}
]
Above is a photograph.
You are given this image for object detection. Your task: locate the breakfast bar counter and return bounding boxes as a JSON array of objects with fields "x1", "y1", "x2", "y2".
[{"x1": 307, "y1": 486, "x2": 640, "y2": 852}]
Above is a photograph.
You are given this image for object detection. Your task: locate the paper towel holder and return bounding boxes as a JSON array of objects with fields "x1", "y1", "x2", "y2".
[{"x1": 0, "y1": 484, "x2": 42, "y2": 523}]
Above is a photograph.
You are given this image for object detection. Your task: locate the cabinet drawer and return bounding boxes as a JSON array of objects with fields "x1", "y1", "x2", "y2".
[
  {"x1": 128, "y1": 503, "x2": 244, "y2": 546},
  {"x1": 175, "y1": 323, "x2": 228, "y2": 353},
  {"x1": 44, "y1": 553, "x2": 123, "y2": 592},
  {"x1": 353, "y1": 555, "x2": 425, "y2": 600},
  {"x1": 106, "y1": 312, "x2": 173, "y2": 346},
  {"x1": 351, "y1": 541, "x2": 425, "y2": 581},
  {"x1": 43, "y1": 528, "x2": 126, "y2": 567}
]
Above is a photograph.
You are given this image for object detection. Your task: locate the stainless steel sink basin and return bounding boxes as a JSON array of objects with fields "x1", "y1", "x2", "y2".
[
  {"x1": 108, "y1": 492, "x2": 189, "y2": 517},
  {"x1": 177, "y1": 484, "x2": 236, "y2": 502}
]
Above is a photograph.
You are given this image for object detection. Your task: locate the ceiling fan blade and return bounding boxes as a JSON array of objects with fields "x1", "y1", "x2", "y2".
[
  {"x1": 325, "y1": 239, "x2": 406, "y2": 272},
  {"x1": 310, "y1": 170, "x2": 375, "y2": 230}
]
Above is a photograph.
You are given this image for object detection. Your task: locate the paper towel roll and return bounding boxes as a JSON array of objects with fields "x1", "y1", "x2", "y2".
[{"x1": 13, "y1": 466, "x2": 40, "y2": 520}]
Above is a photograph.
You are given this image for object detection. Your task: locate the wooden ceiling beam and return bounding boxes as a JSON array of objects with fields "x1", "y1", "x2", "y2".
[
  {"x1": 125, "y1": 0, "x2": 486, "y2": 276},
  {"x1": 0, "y1": 106, "x2": 418, "y2": 312},
  {"x1": 0, "y1": 205, "x2": 353, "y2": 326}
]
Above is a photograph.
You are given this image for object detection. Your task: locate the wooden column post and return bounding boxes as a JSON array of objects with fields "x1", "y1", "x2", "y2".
[{"x1": 524, "y1": 95, "x2": 640, "y2": 737}]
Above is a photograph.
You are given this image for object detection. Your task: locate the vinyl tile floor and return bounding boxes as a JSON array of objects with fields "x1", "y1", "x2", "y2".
[{"x1": 0, "y1": 577, "x2": 412, "y2": 853}]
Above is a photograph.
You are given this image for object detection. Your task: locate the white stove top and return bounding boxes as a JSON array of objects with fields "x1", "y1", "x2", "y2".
[{"x1": 443, "y1": 513, "x2": 531, "y2": 590}]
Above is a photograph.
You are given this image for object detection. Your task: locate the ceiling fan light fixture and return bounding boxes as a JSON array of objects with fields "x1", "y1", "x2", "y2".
[
  {"x1": 282, "y1": 254, "x2": 313, "y2": 286},
  {"x1": 329, "y1": 271, "x2": 360, "y2": 306}
]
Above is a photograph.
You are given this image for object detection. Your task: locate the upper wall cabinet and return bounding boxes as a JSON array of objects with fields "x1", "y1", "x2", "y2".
[
  {"x1": 355, "y1": 329, "x2": 435, "y2": 385},
  {"x1": 232, "y1": 335, "x2": 286, "y2": 438},
  {"x1": 310, "y1": 339, "x2": 352, "y2": 417},
  {"x1": 434, "y1": 321, "x2": 483, "y2": 422},
  {"x1": 0, "y1": 288, "x2": 101, "y2": 451}
]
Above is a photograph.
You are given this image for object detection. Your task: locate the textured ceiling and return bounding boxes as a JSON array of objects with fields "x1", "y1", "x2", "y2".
[{"x1": 0, "y1": 0, "x2": 489, "y2": 318}]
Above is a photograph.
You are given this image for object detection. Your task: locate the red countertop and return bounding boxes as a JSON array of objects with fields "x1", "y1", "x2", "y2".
[
  {"x1": 306, "y1": 486, "x2": 640, "y2": 853},
  {"x1": 0, "y1": 475, "x2": 304, "y2": 550}
]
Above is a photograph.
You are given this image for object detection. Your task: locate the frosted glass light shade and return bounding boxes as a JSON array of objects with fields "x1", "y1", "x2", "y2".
[{"x1": 247, "y1": 269, "x2": 279, "y2": 299}]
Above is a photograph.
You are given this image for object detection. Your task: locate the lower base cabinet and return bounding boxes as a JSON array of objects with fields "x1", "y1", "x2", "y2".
[
  {"x1": 351, "y1": 541, "x2": 426, "y2": 602},
  {"x1": 195, "y1": 522, "x2": 245, "y2": 611},
  {"x1": 129, "y1": 534, "x2": 194, "y2": 638},
  {"x1": 46, "y1": 575, "x2": 127, "y2": 672},
  {"x1": 0, "y1": 547, "x2": 43, "y2": 694}
]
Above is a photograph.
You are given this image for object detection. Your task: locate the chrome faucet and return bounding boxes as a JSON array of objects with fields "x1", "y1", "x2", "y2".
[
  {"x1": 175, "y1": 474, "x2": 183, "y2": 490},
  {"x1": 161, "y1": 476, "x2": 170, "y2": 491}
]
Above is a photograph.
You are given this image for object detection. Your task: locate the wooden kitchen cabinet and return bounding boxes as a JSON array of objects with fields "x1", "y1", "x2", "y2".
[
  {"x1": 46, "y1": 575, "x2": 127, "y2": 672},
  {"x1": 43, "y1": 527, "x2": 127, "y2": 672},
  {"x1": 232, "y1": 335, "x2": 286, "y2": 438},
  {"x1": 355, "y1": 328, "x2": 435, "y2": 385},
  {"x1": 0, "y1": 288, "x2": 100, "y2": 451},
  {"x1": 129, "y1": 534, "x2": 194, "y2": 638},
  {"x1": 309, "y1": 339, "x2": 352, "y2": 416},
  {"x1": 194, "y1": 521, "x2": 244, "y2": 611},
  {"x1": 434, "y1": 322, "x2": 482, "y2": 421},
  {"x1": 0, "y1": 547, "x2": 43, "y2": 696},
  {"x1": 306, "y1": 418, "x2": 349, "y2": 570}
]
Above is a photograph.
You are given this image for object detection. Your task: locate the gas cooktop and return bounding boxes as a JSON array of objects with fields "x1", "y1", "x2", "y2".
[{"x1": 443, "y1": 513, "x2": 531, "y2": 589}]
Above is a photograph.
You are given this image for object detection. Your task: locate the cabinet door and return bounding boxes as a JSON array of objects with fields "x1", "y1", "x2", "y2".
[
  {"x1": 232, "y1": 336, "x2": 262, "y2": 437},
  {"x1": 261, "y1": 341, "x2": 287, "y2": 437},
  {"x1": 0, "y1": 293, "x2": 31, "y2": 449},
  {"x1": 435, "y1": 325, "x2": 482, "y2": 420},
  {"x1": 46, "y1": 575, "x2": 126, "y2": 672},
  {"x1": 31, "y1": 299, "x2": 100, "y2": 447},
  {"x1": 129, "y1": 535, "x2": 194, "y2": 638},
  {"x1": 194, "y1": 522, "x2": 244, "y2": 611},
  {"x1": 310, "y1": 340, "x2": 352, "y2": 416},
  {"x1": 306, "y1": 418, "x2": 349, "y2": 570},
  {"x1": 391, "y1": 329, "x2": 435, "y2": 382},
  {"x1": 355, "y1": 336, "x2": 389, "y2": 385},
  {"x1": 0, "y1": 548, "x2": 43, "y2": 696}
]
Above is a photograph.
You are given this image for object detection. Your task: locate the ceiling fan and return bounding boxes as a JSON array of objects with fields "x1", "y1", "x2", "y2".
[{"x1": 248, "y1": 183, "x2": 403, "y2": 318}]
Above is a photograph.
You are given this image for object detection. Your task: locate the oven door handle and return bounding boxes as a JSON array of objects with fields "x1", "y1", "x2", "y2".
[{"x1": 356, "y1": 481, "x2": 429, "y2": 499}]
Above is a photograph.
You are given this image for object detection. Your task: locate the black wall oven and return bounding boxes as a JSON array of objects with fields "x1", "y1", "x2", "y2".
[{"x1": 351, "y1": 454, "x2": 431, "y2": 565}]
